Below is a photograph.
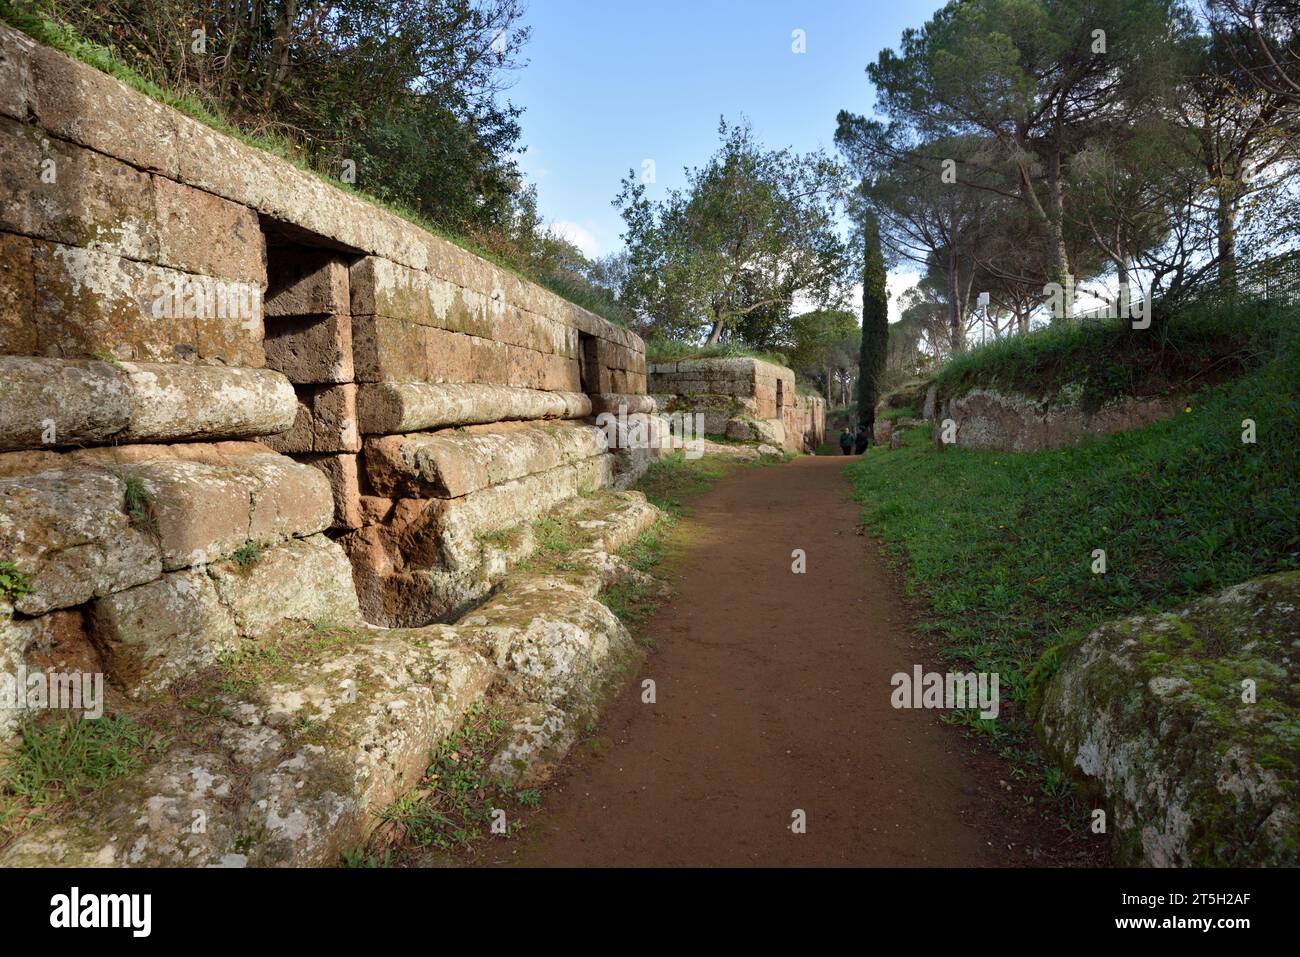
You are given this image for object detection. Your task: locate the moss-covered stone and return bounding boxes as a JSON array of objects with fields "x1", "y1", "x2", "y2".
[{"x1": 1039, "y1": 571, "x2": 1300, "y2": 866}]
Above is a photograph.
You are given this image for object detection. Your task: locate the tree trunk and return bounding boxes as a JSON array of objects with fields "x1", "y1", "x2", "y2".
[
  {"x1": 1217, "y1": 187, "x2": 1238, "y2": 288},
  {"x1": 706, "y1": 313, "x2": 725, "y2": 345}
]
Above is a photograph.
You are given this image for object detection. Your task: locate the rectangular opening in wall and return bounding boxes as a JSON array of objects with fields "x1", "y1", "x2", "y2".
[{"x1": 578, "y1": 332, "x2": 600, "y2": 393}]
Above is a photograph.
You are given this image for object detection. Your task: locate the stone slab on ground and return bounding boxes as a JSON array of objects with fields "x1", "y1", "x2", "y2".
[{"x1": 0, "y1": 624, "x2": 496, "y2": 866}]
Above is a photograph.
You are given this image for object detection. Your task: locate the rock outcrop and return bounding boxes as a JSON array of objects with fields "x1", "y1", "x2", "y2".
[{"x1": 1039, "y1": 572, "x2": 1300, "y2": 867}]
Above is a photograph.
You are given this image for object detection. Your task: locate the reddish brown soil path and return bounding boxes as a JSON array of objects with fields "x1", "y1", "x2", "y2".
[{"x1": 496, "y1": 455, "x2": 1046, "y2": 867}]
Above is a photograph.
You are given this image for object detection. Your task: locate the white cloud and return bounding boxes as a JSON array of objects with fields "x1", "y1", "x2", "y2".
[{"x1": 550, "y1": 219, "x2": 601, "y2": 258}]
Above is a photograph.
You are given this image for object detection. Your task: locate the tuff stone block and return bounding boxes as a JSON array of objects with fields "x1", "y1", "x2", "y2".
[
  {"x1": 31, "y1": 240, "x2": 264, "y2": 366},
  {"x1": 264, "y1": 313, "x2": 354, "y2": 384},
  {"x1": 0, "y1": 467, "x2": 162, "y2": 615},
  {"x1": 0, "y1": 116, "x2": 157, "y2": 260},
  {"x1": 153, "y1": 175, "x2": 264, "y2": 283}
]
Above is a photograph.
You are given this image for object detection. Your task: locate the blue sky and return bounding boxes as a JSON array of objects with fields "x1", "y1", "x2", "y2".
[{"x1": 504, "y1": 0, "x2": 941, "y2": 313}]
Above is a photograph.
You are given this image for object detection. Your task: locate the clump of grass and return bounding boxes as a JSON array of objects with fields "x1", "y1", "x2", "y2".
[
  {"x1": 1, "y1": 714, "x2": 168, "y2": 806},
  {"x1": 229, "y1": 540, "x2": 266, "y2": 568},
  {"x1": 369, "y1": 704, "x2": 535, "y2": 858},
  {"x1": 110, "y1": 471, "x2": 158, "y2": 535},
  {"x1": 634, "y1": 451, "x2": 735, "y2": 517},
  {"x1": 532, "y1": 517, "x2": 576, "y2": 555},
  {"x1": 0, "y1": 561, "x2": 33, "y2": 605}
]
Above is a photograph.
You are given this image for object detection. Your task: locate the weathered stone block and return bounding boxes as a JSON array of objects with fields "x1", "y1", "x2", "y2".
[
  {"x1": 355, "y1": 382, "x2": 590, "y2": 433},
  {"x1": 1040, "y1": 572, "x2": 1300, "y2": 867},
  {"x1": 32, "y1": 240, "x2": 264, "y2": 366},
  {"x1": 0, "y1": 25, "x2": 34, "y2": 122},
  {"x1": 351, "y1": 314, "x2": 431, "y2": 382},
  {"x1": 28, "y1": 42, "x2": 178, "y2": 176},
  {"x1": 153, "y1": 175, "x2": 264, "y2": 283},
  {"x1": 0, "y1": 231, "x2": 36, "y2": 354},
  {"x1": 206, "y1": 534, "x2": 361, "y2": 637},
  {"x1": 300, "y1": 453, "x2": 363, "y2": 529},
  {"x1": 121, "y1": 363, "x2": 296, "y2": 443},
  {"x1": 123, "y1": 453, "x2": 332, "y2": 570},
  {"x1": 364, "y1": 423, "x2": 606, "y2": 498},
  {"x1": 0, "y1": 358, "x2": 294, "y2": 450},
  {"x1": 264, "y1": 313, "x2": 354, "y2": 384},
  {"x1": 0, "y1": 355, "x2": 133, "y2": 450},
  {"x1": 0, "y1": 116, "x2": 157, "y2": 259},
  {"x1": 0, "y1": 467, "x2": 162, "y2": 615},
  {"x1": 91, "y1": 568, "x2": 239, "y2": 699},
  {"x1": 265, "y1": 250, "x2": 350, "y2": 317},
  {"x1": 263, "y1": 383, "x2": 359, "y2": 454},
  {"x1": 0, "y1": 626, "x2": 495, "y2": 866}
]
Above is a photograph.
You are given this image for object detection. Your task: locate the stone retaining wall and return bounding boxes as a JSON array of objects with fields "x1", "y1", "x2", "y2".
[
  {"x1": 648, "y1": 356, "x2": 824, "y2": 453},
  {"x1": 0, "y1": 23, "x2": 659, "y2": 647}
]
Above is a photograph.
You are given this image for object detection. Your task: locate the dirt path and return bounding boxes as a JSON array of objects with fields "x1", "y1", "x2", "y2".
[{"x1": 496, "y1": 455, "x2": 1042, "y2": 867}]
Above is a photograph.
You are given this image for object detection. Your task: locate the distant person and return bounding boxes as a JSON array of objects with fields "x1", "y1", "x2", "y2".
[
  {"x1": 854, "y1": 424, "x2": 870, "y2": 454},
  {"x1": 839, "y1": 427, "x2": 854, "y2": 456}
]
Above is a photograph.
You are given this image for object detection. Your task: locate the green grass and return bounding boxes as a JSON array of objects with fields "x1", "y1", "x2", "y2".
[
  {"x1": 644, "y1": 337, "x2": 791, "y2": 369},
  {"x1": 365, "y1": 704, "x2": 535, "y2": 860},
  {"x1": 0, "y1": 561, "x2": 33, "y2": 605},
  {"x1": 633, "y1": 451, "x2": 738, "y2": 517},
  {"x1": 118, "y1": 474, "x2": 158, "y2": 536},
  {"x1": 934, "y1": 296, "x2": 1289, "y2": 412},
  {"x1": 847, "y1": 314, "x2": 1299, "y2": 730},
  {"x1": 0, "y1": 4, "x2": 627, "y2": 329},
  {"x1": 229, "y1": 540, "x2": 266, "y2": 568},
  {"x1": 1, "y1": 714, "x2": 167, "y2": 806}
]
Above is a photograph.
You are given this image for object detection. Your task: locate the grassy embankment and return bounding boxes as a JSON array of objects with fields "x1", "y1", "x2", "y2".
[{"x1": 846, "y1": 299, "x2": 1299, "y2": 777}]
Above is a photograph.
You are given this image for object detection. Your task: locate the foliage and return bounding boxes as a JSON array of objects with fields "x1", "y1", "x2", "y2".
[
  {"x1": 933, "y1": 293, "x2": 1291, "y2": 409},
  {"x1": 615, "y1": 118, "x2": 851, "y2": 345},
  {"x1": 0, "y1": 561, "x2": 33, "y2": 605},
  {"x1": 2, "y1": 715, "x2": 168, "y2": 805}
]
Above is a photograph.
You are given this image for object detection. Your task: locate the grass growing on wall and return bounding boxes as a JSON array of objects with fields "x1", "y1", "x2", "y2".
[
  {"x1": 847, "y1": 310, "x2": 1299, "y2": 725},
  {"x1": 0, "y1": 4, "x2": 628, "y2": 329}
]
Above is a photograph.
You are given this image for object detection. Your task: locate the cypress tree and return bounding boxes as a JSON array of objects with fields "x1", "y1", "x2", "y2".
[{"x1": 858, "y1": 212, "x2": 889, "y2": 437}]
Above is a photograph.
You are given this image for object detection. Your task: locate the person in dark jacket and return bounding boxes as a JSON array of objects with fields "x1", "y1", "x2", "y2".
[
  {"x1": 854, "y1": 424, "x2": 870, "y2": 454},
  {"x1": 838, "y1": 427, "x2": 854, "y2": 455}
]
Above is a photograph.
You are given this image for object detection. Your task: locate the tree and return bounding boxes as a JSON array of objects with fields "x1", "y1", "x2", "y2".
[
  {"x1": 856, "y1": 0, "x2": 1195, "y2": 294},
  {"x1": 47, "y1": 0, "x2": 530, "y2": 232},
  {"x1": 615, "y1": 119, "x2": 850, "y2": 345},
  {"x1": 857, "y1": 212, "x2": 889, "y2": 434}
]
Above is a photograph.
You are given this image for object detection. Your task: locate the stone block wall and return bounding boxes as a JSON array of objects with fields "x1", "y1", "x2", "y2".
[
  {"x1": 0, "y1": 23, "x2": 651, "y2": 732},
  {"x1": 649, "y1": 356, "x2": 824, "y2": 452}
]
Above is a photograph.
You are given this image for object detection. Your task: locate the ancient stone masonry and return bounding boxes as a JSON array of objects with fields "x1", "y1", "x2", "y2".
[
  {"x1": 0, "y1": 26, "x2": 665, "y2": 865},
  {"x1": 649, "y1": 356, "x2": 825, "y2": 453}
]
